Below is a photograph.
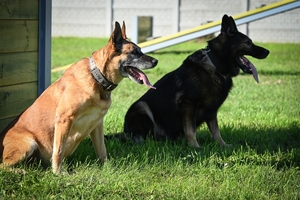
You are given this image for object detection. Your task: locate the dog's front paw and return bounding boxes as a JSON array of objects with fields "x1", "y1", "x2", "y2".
[
  {"x1": 222, "y1": 143, "x2": 232, "y2": 148},
  {"x1": 52, "y1": 168, "x2": 69, "y2": 175},
  {"x1": 187, "y1": 140, "x2": 201, "y2": 148},
  {"x1": 218, "y1": 140, "x2": 232, "y2": 148},
  {"x1": 216, "y1": 138, "x2": 232, "y2": 148}
]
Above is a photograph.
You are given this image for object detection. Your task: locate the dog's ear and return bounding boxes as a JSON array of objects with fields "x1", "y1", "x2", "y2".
[
  {"x1": 221, "y1": 14, "x2": 238, "y2": 36},
  {"x1": 109, "y1": 21, "x2": 123, "y2": 49},
  {"x1": 121, "y1": 21, "x2": 128, "y2": 39}
]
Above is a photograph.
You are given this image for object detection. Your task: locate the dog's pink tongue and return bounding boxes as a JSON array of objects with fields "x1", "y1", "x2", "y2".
[
  {"x1": 249, "y1": 61, "x2": 259, "y2": 83},
  {"x1": 138, "y1": 72, "x2": 156, "y2": 89},
  {"x1": 242, "y1": 56, "x2": 259, "y2": 83}
]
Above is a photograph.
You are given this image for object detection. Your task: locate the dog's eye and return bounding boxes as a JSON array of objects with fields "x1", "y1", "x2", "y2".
[
  {"x1": 132, "y1": 48, "x2": 143, "y2": 56},
  {"x1": 135, "y1": 47, "x2": 142, "y2": 54},
  {"x1": 245, "y1": 40, "x2": 252, "y2": 46}
]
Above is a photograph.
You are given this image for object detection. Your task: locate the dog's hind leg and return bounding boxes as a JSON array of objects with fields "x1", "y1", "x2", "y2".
[
  {"x1": 206, "y1": 116, "x2": 230, "y2": 147},
  {"x1": 124, "y1": 101, "x2": 155, "y2": 143},
  {"x1": 1, "y1": 134, "x2": 38, "y2": 172}
]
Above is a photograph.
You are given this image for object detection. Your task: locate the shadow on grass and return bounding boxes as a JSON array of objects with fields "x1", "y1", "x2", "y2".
[
  {"x1": 240, "y1": 70, "x2": 300, "y2": 76},
  {"x1": 67, "y1": 122, "x2": 300, "y2": 171}
]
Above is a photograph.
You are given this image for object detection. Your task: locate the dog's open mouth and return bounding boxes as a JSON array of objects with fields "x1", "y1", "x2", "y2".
[
  {"x1": 125, "y1": 66, "x2": 156, "y2": 89},
  {"x1": 238, "y1": 56, "x2": 259, "y2": 83}
]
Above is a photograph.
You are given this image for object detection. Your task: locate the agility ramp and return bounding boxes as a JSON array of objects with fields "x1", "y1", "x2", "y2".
[
  {"x1": 139, "y1": 0, "x2": 300, "y2": 53},
  {"x1": 52, "y1": 0, "x2": 300, "y2": 72}
]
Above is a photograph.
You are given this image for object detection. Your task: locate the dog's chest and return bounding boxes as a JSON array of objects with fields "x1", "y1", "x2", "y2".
[
  {"x1": 68, "y1": 94, "x2": 111, "y2": 140},
  {"x1": 63, "y1": 99, "x2": 110, "y2": 154},
  {"x1": 78, "y1": 93, "x2": 111, "y2": 126}
]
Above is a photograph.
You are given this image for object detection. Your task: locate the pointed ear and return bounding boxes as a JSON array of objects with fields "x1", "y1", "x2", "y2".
[
  {"x1": 108, "y1": 21, "x2": 123, "y2": 48},
  {"x1": 221, "y1": 14, "x2": 237, "y2": 36},
  {"x1": 121, "y1": 21, "x2": 128, "y2": 39},
  {"x1": 229, "y1": 16, "x2": 238, "y2": 32}
]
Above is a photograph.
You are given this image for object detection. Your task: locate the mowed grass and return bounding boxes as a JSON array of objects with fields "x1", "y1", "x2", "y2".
[{"x1": 1, "y1": 37, "x2": 299, "y2": 199}]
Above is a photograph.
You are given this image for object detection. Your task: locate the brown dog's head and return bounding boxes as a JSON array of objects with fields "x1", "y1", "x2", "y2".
[{"x1": 107, "y1": 21, "x2": 158, "y2": 89}]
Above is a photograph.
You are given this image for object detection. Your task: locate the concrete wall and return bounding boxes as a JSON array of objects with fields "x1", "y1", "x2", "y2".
[{"x1": 52, "y1": 0, "x2": 300, "y2": 43}]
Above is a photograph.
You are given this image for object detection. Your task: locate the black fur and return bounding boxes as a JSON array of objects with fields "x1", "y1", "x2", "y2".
[{"x1": 120, "y1": 15, "x2": 270, "y2": 147}]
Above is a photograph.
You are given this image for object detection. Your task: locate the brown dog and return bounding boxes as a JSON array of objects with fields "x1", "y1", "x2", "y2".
[{"x1": 0, "y1": 21, "x2": 157, "y2": 174}]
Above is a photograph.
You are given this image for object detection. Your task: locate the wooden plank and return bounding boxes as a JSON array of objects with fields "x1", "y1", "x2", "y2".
[
  {"x1": 0, "y1": 20, "x2": 38, "y2": 53},
  {"x1": 0, "y1": 116, "x2": 17, "y2": 133},
  {"x1": 0, "y1": 82, "x2": 37, "y2": 120},
  {"x1": 0, "y1": 0, "x2": 38, "y2": 19},
  {"x1": 0, "y1": 52, "x2": 38, "y2": 86}
]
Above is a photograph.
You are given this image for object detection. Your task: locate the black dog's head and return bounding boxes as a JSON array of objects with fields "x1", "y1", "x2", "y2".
[
  {"x1": 209, "y1": 15, "x2": 269, "y2": 82},
  {"x1": 108, "y1": 21, "x2": 158, "y2": 89}
]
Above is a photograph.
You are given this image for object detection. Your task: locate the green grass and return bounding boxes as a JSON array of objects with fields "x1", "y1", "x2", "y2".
[{"x1": 1, "y1": 37, "x2": 300, "y2": 199}]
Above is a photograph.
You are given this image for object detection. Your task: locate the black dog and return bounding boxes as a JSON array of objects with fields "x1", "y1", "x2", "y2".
[{"x1": 122, "y1": 15, "x2": 269, "y2": 148}]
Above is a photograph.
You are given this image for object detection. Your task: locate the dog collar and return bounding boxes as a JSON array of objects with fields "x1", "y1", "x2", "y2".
[
  {"x1": 89, "y1": 57, "x2": 118, "y2": 91},
  {"x1": 204, "y1": 46, "x2": 224, "y2": 72}
]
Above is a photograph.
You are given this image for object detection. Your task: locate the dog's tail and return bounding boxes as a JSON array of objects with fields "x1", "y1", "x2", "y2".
[{"x1": 0, "y1": 115, "x2": 22, "y2": 157}]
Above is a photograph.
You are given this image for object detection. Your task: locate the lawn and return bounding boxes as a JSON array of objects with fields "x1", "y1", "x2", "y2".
[{"x1": 1, "y1": 37, "x2": 299, "y2": 199}]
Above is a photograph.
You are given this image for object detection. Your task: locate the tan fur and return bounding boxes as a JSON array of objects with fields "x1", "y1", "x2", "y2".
[{"x1": 0, "y1": 21, "x2": 157, "y2": 174}]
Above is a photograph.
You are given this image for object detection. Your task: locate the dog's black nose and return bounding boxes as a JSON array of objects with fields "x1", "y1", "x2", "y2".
[
  {"x1": 152, "y1": 59, "x2": 158, "y2": 66},
  {"x1": 264, "y1": 49, "x2": 270, "y2": 57}
]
